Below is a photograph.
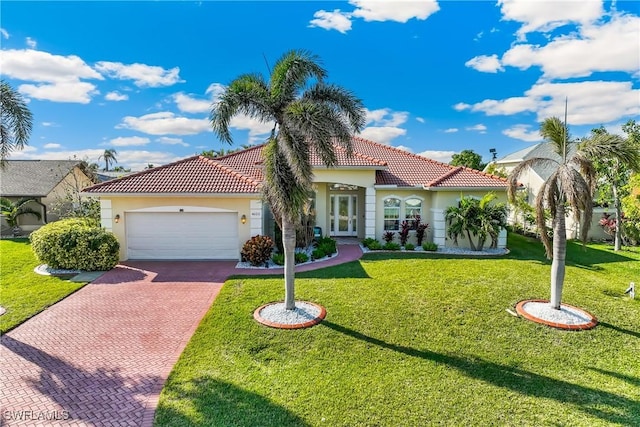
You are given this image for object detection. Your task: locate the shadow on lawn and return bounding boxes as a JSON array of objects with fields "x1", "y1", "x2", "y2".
[
  {"x1": 155, "y1": 377, "x2": 310, "y2": 427},
  {"x1": 322, "y1": 320, "x2": 639, "y2": 425},
  {"x1": 599, "y1": 321, "x2": 640, "y2": 339}
]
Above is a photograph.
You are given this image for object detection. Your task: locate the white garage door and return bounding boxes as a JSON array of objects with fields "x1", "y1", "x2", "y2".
[{"x1": 126, "y1": 212, "x2": 238, "y2": 260}]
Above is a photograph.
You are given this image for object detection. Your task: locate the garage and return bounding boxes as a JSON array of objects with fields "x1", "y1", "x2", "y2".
[{"x1": 126, "y1": 211, "x2": 238, "y2": 260}]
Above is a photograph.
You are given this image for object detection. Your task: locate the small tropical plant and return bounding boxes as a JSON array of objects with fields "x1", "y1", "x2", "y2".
[
  {"x1": 382, "y1": 231, "x2": 395, "y2": 243},
  {"x1": 241, "y1": 235, "x2": 274, "y2": 266},
  {"x1": 0, "y1": 197, "x2": 42, "y2": 230},
  {"x1": 404, "y1": 242, "x2": 415, "y2": 251},
  {"x1": 415, "y1": 220, "x2": 429, "y2": 246},
  {"x1": 294, "y1": 252, "x2": 309, "y2": 264},
  {"x1": 316, "y1": 236, "x2": 337, "y2": 255},
  {"x1": 383, "y1": 242, "x2": 401, "y2": 251},
  {"x1": 422, "y1": 242, "x2": 438, "y2": 251},
  {"x1": 367, "y1": 240, "x2": 383, "y2": 250},
  {"x1": 398, "y1": 220, "x2": 410, "y2": 246},
  {"x1": 311, "y1": 248, "x2": 326, "y2": 260},
  {"x1": 445, "y1": 193, "x2": 507, "y2": 251},
  {"x1": 271, "y1": 252, "x2": 285, "y2": 265}
]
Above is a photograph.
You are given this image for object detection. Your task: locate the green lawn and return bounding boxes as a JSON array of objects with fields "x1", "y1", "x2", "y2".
[
  {"x1": 0, "y1": 239, "x2": 86, "y2": 333},
  {"x1": 155, "y1": 234, "x2": 640, "y2": 426}
]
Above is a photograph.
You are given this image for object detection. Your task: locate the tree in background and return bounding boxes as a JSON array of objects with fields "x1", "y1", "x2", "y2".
[
  {"x1": 484, "y1": 162, "x2": 507, "y2": 178},
  {"x1": 0, "y1": 197, "x2": 42, "y2": 233},
  {"x1": 508, "y1": 116, "x2": 639, "y2": 310},
  {"x1": 450, "y1": 149, "x2": 486, "y2": 171},
  {"x1": 211, "y1": 50, "x2": 365, "y2": 310},
  {"x1": 99, "y1": 149, "x2": 118, "y2": 171},
  {"x1": 622, "y1": 173, "x2": 640, "y2": 245},
  {"x1": 0, "y1": 80, "x2": 33, "y2": 167}
]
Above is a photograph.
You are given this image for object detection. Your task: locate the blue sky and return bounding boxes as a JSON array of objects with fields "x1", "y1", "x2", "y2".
[{"x1": 2, "y1": 0, "x2": 639, "y2": 171}]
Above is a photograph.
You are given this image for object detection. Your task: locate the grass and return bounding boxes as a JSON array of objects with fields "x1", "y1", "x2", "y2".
[
  {"x1": 155, "y1": 233, "x2": 640, "y2": 426},
  {"x1": 0, "y1": 239, "x2": 86, "y2": 333}
]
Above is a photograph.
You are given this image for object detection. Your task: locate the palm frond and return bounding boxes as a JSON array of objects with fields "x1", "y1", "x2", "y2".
[
  {"x1": 507, "y1": 157, "x2": 560, "y2": 202},
  {"x1": 211, "y1": 74, "x2": 271, "y2": 144},
  {"x1": 578, "y1": 132, "x2": 640, "y2": 172},
  {"x1": 270, "y1": 50, "x2": 327, "y2": 107},
  {"x1": 534, "y1": 180, "x2": 553, "y2": 258},
  {"x1": 557, "y1": 165, "x2": 592, "y2": 243},
  {"x1": 0, "y1": 80, "x2": 33, "y2": 165},
  {"x1": 540, "y1": 117, "x2": 570, "y2": 160},
  {"x1": 303, "y1": 83, "x2": 366, "y2": 133}
]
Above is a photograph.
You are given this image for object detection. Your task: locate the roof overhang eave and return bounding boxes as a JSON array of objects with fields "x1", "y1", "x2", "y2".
[
  {"x1": 422, "y1": 186, "x2": 508, "y2": 191},
  {"x1": 80, "y1": 192, "x2": 262, "y2": 198}
]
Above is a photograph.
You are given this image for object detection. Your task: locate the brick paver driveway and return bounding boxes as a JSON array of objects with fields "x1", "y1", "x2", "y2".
[{"x1": 0, "y1": 261, "x2": 234, "y2": 427}]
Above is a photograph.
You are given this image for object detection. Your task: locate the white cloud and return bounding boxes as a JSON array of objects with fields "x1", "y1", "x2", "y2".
[
  {"x1": 105, "y1": 91, "x2": 129, "y2": 101},
  {"x1": 18, "y1": 81, "x2": 98, "y2": 104},
  {"x1": 95, "y1": 61, "x2": 183, "y2": 87},
  {"x1": 41, "y1": 122, "x2": 56, "y2": 127},
  {"x1": 173, "y1": 92, "x2": 211, "y2": 113},
  {"x1": 365, "y1": 108, "x2": 409, "y2": 126},
  {"x1": 43, "y1": 143, "x2": 61, "y2": 149},
  {"x1": 2, "y1": 49, "x2": 103, "y2": 83},
  {"x1": 117, "y1": 112, "x2": 210, "y2": 135},
  {"x1": 502, "y1": 124, "x2": 542, "y2": 142},
  {"x1": 228, "y1": 115, "x2": 275, "y2": 144},
  {"x1": 205, "y1": 83, "x2": 226, "y2": 100},
  {"x1": 1, "y1": 28, "x2": 9, "y2": 39},
  {"x1": 465, "y1": 54, "x2": 504, "y2": 73},
  {"x1": 415, "y1": 117, "x2": 425, "y2": 123},
  {"x1": 157, "y1": 136, "x2": 189, "y2": 147},
  {"x1": 350, "y1": 0, "x2": 440, "y2": 23},
  {"x1": 461, "y1": 80, "x2": 639, "y2": 125},
  {"x1": 358, "y1": 126, "x2": 407, "y2": 144},
  {"x1": 466, "y1": 124, "x2": 487, "y2": 133},
  {"x1": 417, "y1": 150, "x2": 456, "y2": 163},
  {"x1": 309, "y1": 10, "x2": 353, "y2": 33},
  {"x1": 394, "y1": 145, "x2": 414, "y2": 153},
  {"x1": 26, "y1": 37, "x2": 37, "y2": 49},
  {"x1": 501, "y1": 13, "x2": 640, "y2": 79},
  {"x1": 453, "y1": 102, "x2": 471, "y2": 111},
  {"x1": 443, "y1": 128, "x2": 459, "y2": 133},
  {"x1": 498, "y1": 0, "x2": 603, "y2": 39},
  {"x1": 108, "y1": 136, "x2": 150, "y2": 147}
]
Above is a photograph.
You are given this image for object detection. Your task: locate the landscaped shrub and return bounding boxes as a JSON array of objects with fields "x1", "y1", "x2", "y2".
[
  {"x1": 294, "y1": 252, "x2": 309, "y2": 264},
  {"x1": 316, "y1": 236, "x2": 337, "y2": 255},
  {"x1": 241, "y1": 235, "x2": 274, "y2": 266},
  {"x1": 311, "y1": 248, "x2": 326, "y2": 260},
  {"x1": 367, "y1": 240, "x2": 383, "y2": 250},
  {"x1": 422, "y1": 242, "x2": 438, "y2": 251},
  {"x1": 382, "y1": 231, "x2": 395, "y2": 243},
  {"x1": 404, "y1": 242, "x2": 415, "y2": 251},
  {"x1": 415, "y1": 221, "x2": 429, "y2": 246},
  {"x1": 271, "y1": 252, "x2": 285, "y2": 265},
  {"x1": 398, "y1": 221, "x2": 410, "y2": 246},
  {"x1": 362, "y1": 237, "x2": 377, "y2": 249},
  {"x1": 30, "y1": 218, "x2": 119, "y2": 271},
  {"x1": 383, "y1": 242, "x2": 401, "y2": 251}
]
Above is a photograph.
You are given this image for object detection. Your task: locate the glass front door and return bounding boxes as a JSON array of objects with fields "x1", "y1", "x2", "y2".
[{"x1": 332, "y1": 194, "x2": 357, "y2": 236}]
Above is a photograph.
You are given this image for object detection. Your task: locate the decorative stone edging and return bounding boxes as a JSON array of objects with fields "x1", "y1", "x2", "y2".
[
  {"x1": 253, "y1": 301, "x2": 327, "y2": 329},
  {"x1": 515, "y1": 299, "x2": 598, "y2": 331}
]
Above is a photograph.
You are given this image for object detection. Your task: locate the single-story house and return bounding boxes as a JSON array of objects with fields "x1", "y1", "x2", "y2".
[
  {"x1": 0, "y1": 160, "x2": 96, "y2": 235},
  {"x1": 84, "y1": 137, "x2": 509, "y2": 261},
  {"x1": 489, "y1": 142, "x2": 610, "y2": 240}
]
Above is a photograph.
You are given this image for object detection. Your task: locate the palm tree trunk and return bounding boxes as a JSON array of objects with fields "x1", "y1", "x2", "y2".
[
  {"x1": 550, "y1": 203, "x2": 567, "y2": 310},
  {"x1": 613, "y1": 183, "x2": 622, "y2": 251},
  {"x1": 465, "y1": 230, "x2": 478, "y2": 251},
  {"x1": 282, "y1": 214, "x2": 297, "y2": 310}
]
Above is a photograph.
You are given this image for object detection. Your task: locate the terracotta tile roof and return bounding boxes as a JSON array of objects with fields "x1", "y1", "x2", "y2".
[
  {"x1": 84, "y1": 138, "x2": 507, "y2": 195},
  {"x1": 84, "y1": 156, "x2": 260, "y2": 194}
]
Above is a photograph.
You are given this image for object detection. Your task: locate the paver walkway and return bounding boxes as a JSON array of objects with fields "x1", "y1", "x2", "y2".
[{"x1": 0, "y1": 244, "x2": 362, "y2": 426}]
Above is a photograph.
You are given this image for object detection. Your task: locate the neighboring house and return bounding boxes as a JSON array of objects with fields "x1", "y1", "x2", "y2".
[
  {"x1": 489, "y1": 142, "x2": 609, "y2": 240},
  {"x1": 84, "y1": 137, "x2": 508, "y2": 261},
  {"x1": 0, "y1": 160, "x2": 96, "y2": 235}
]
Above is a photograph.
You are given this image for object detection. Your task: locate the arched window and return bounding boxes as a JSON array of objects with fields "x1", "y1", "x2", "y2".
[
  {"x1": 383, "y1": 198, "x2": 401, "y2": 230},
  {"x1": 405, "y1": 198, "x2": 422, "y2": 228}
]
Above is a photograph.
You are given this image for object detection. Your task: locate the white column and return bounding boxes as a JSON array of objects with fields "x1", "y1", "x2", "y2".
[
  {"x1": 365, "y1": 187, "x2": 376, "y2": 239},
  {"x1": 250, "y1": 200, "x2": 262, "y2": 236},
  {"x1": 100, "y1": 199, "x2": 112, "y2": 231},
  {"x1": 498, "y1": 228, "x2": 507, "y2": 249},
  {"x1": 431, "y1": 208, "x2": 446, "y2": 248}
]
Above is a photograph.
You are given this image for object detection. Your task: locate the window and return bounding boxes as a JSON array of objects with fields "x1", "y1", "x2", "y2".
[
  {"x1": 383, "y1": 198, "x2": 400, "y2": 230},
  {"x1": 405, "y1": 198, "x2": 422, "y2": 228}
]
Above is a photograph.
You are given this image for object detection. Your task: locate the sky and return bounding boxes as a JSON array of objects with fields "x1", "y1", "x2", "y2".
[{"x1": 1, "y1": 0, "x2": 639, "y2": 171}]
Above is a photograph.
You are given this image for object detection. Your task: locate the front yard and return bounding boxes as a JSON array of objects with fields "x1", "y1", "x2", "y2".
[
  {"x1": 0, "y1": 239, "x2": 86, "y2": 333},
  {"x1": 155, "y1": 234, "x2": 640, "y2": 426}
]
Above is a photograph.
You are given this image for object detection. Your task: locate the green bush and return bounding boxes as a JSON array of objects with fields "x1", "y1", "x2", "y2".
[
  {"x1": 317, "y1": 236, "x2": 337, "y2": 255},
  {"x1": 404, "y1": 242, "x2": 415, "y2": 251},
  {"x1": 383, "y1": 242, "x2": 401, "y2": 251},
  {"x1": 311, "y1": 248, "x2": 326, "y2": 260},
  {"x1": 271, "y1": 253, "x2": 285, "y2": 265},
  {"x1": 362, "y1": 237, "x2": 377, "y2": 249},
  {"x1": 422, "y1": 242, "x2": 438, "y2": 251},
  {"x1": 367, "y1": 240, "x2": 383, "y2": 250},
  {"x1": 295, "y1": 252, "x2": 309, "y2": 264},
  {"x1": 30, "y1": 218, "x2": 119, "y2": 271},
  {"x1": 241, "y1": 235, "x2": 274, "y2": 266}
]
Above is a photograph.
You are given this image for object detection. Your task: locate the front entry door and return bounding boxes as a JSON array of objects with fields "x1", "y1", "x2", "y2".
[{"x1": 332, "y1": 194, "x2": 357, "y2": 236}]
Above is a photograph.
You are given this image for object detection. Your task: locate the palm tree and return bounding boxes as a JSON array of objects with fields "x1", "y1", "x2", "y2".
[
  {"x1": 211, "y1": 50, "x2": 365, "y2": 310},
  {"x1": 0, "y1": 197, "x2": 42, "y2": 233},
  {"x1": 508, "y1": 116, "x2": 639, "y2": 310},
  {"x1": 99, "y1": 149, "x2": 118, "y2": 171},
  {"x1": 445, "y1": 193, "x2": 507, "y2": 251},
  {"x1": 0, "y1": 80, "x2": 33, "y2": 167}
]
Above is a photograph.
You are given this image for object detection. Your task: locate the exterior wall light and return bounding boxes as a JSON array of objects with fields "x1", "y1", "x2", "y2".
[
  {"x1": 241, "y1": 214, "x2": 247, "y2": 224},
  {"x1": 114, "y1": 214, "x2": 121, "y2": 223}
]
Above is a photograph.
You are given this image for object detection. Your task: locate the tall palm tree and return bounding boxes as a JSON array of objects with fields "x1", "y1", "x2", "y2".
[
  {"x1": 0, "y1": 197, "x2": 42, "y2": 232},
  {"x1": 99, "y1": 149, "x2": 118, "y2": 171},
  {"x1": 445, "y1": 193, "x2": 507, "y2": 251},
  {"x1": 0, "y1": 80, "x2": 33, "y2": 167},
  {"x1": 211, "y1": 50, "x2": 365, "y2": 310},
  {"x1": 508, "y1": 116, "x2": 639, "y2": 309}
]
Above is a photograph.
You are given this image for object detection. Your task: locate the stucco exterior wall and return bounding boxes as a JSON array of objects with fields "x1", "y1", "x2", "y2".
[
  {"x1": 42, "y1": 167, "x2": 95, "y2": 222},
  {"x1": 102, "y1": 195, "x2": 259, "y2": 260},
  {"x1": 374, "y1": 189, "x2": 435, "y2": 244}
]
